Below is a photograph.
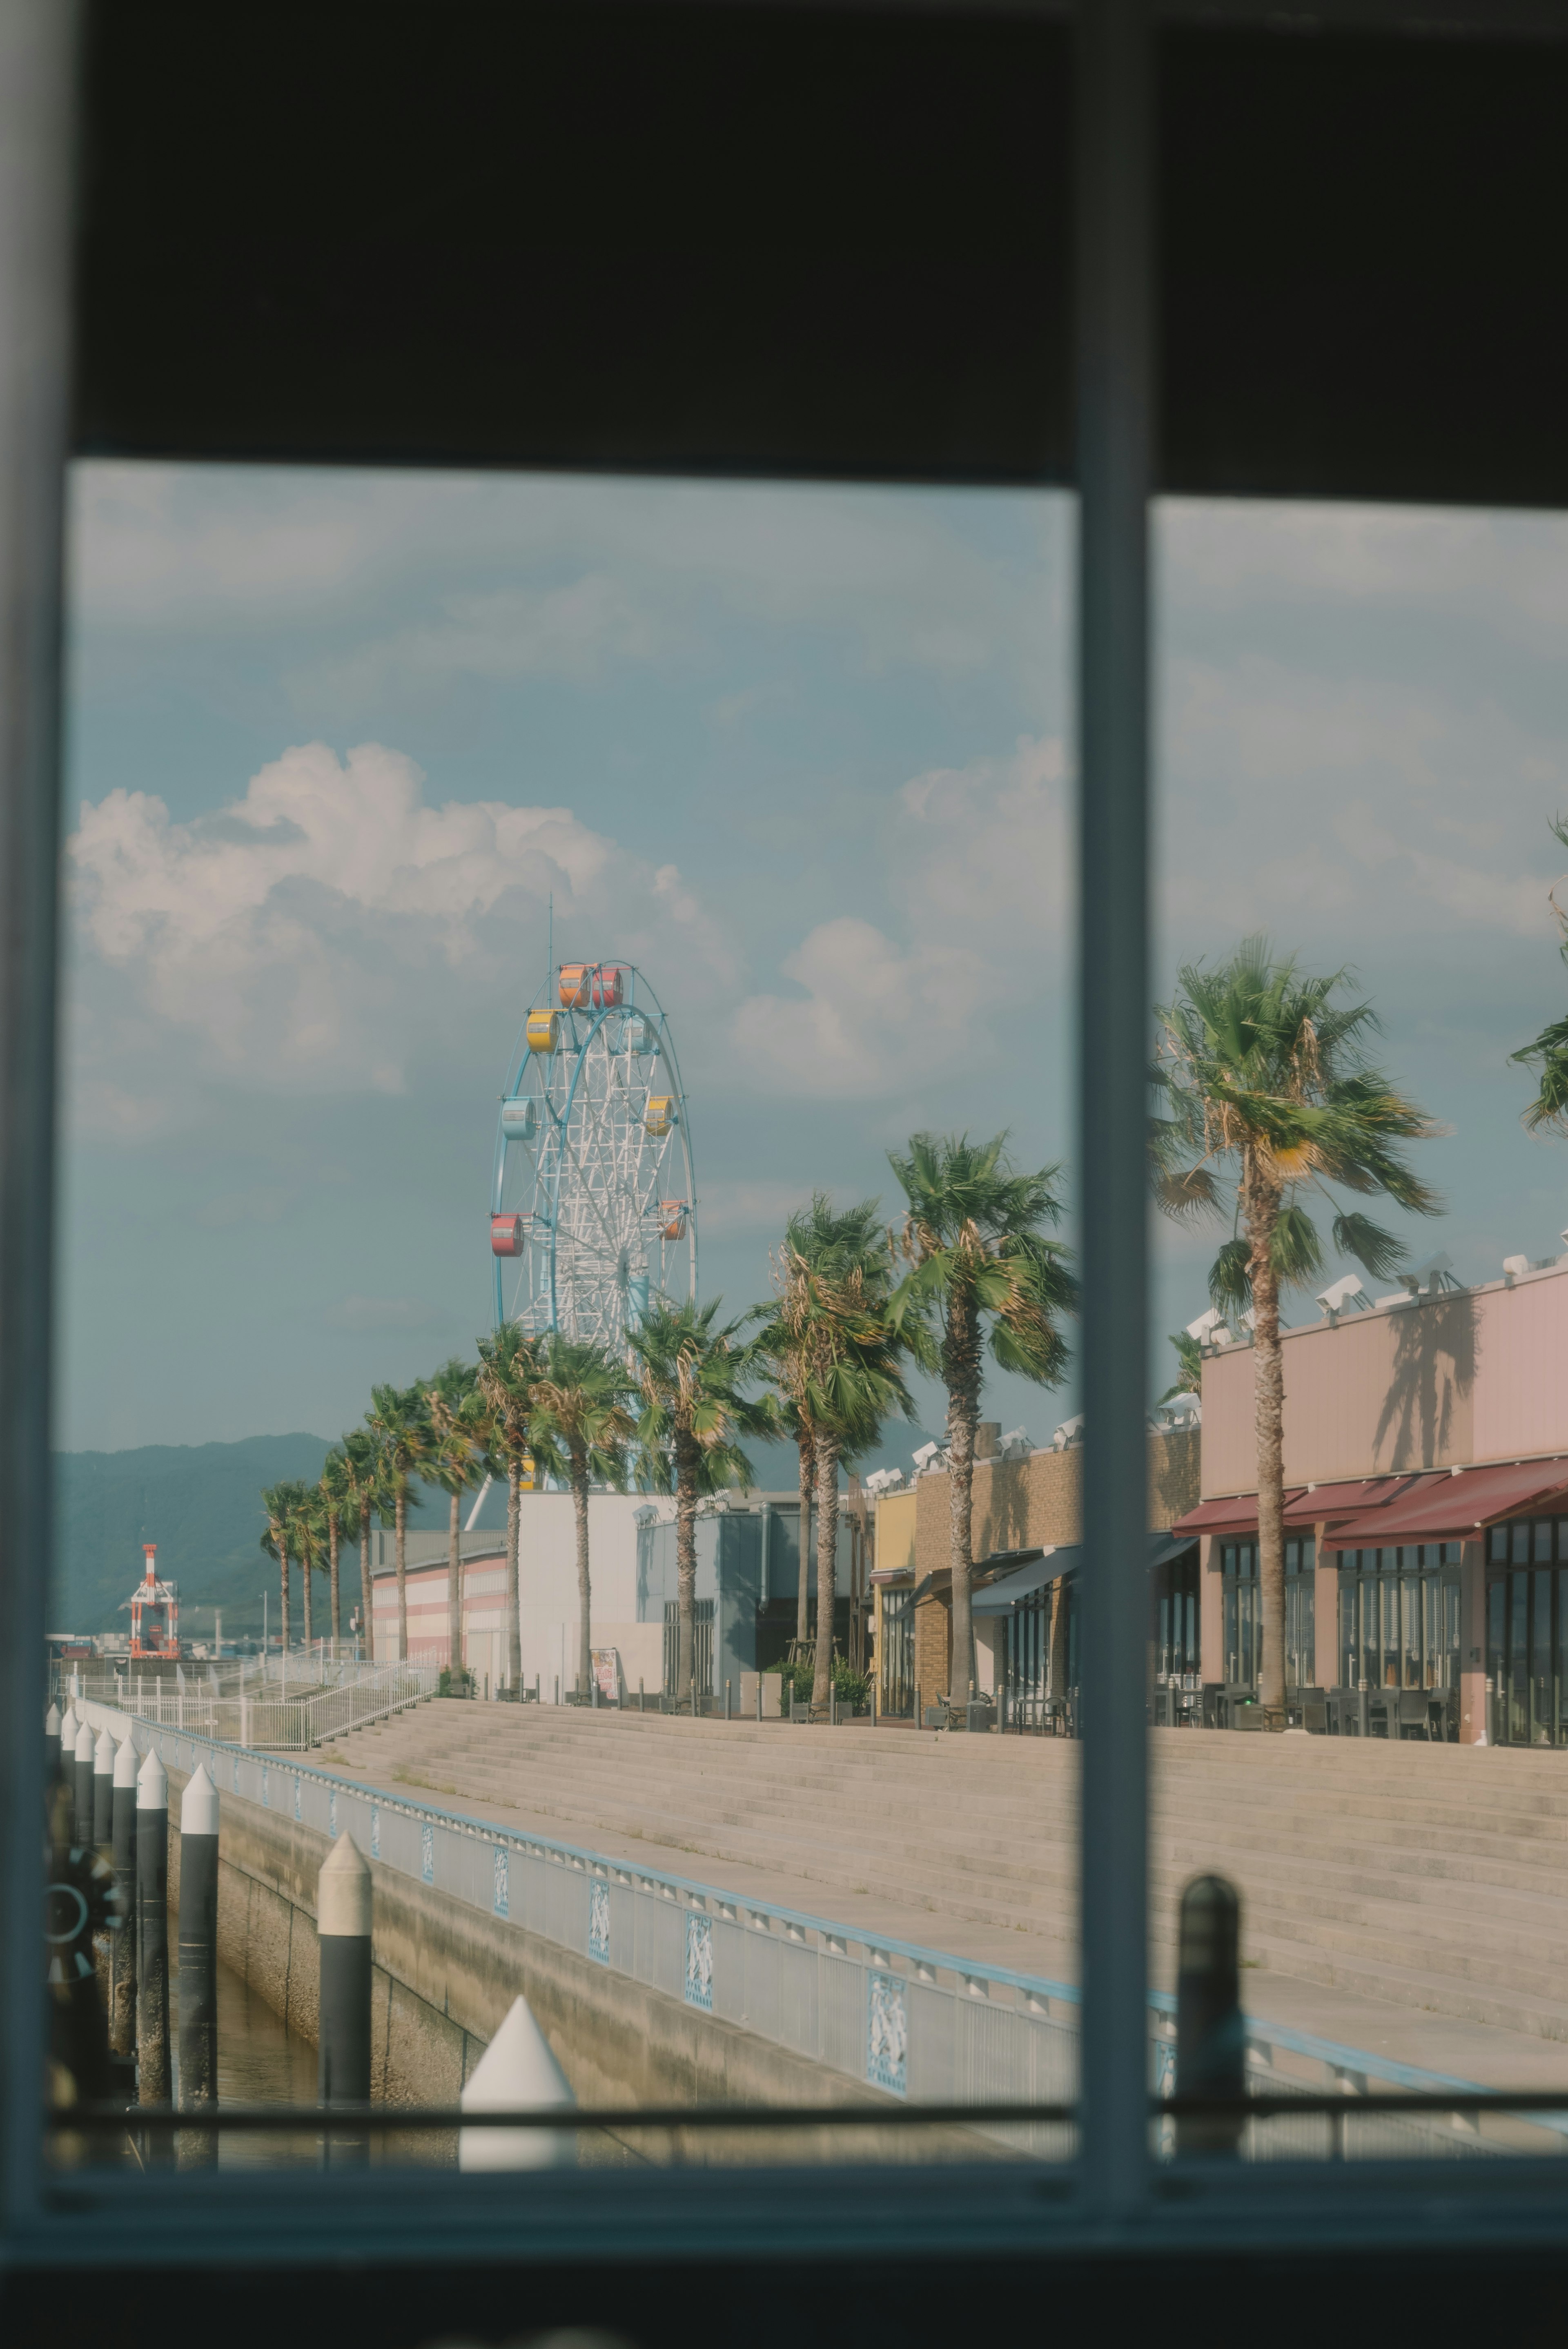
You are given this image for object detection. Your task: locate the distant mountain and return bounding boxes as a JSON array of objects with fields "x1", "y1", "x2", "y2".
[
  {"x1": 53, "y1": 1434, "x2": 345, "y2": 1640},
  {"x1": 51, "y1": 1418, "x2": 944, "y2": 1639}
]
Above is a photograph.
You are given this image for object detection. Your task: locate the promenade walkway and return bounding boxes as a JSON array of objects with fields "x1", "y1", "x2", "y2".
[{"x1": 314, "y1": 1705, "x2": 1568, "y2": 2091}]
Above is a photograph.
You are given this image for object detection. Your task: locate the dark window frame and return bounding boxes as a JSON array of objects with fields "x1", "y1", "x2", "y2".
[{"x1": 10, "y1": 0, "x2": 1568, "y2": 2301}]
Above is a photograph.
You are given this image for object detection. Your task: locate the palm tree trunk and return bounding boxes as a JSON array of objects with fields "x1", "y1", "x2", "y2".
[
  {"x1": 1048, "y1": 1574, "x2": 1071, "y2": 1707},
  {"x1": 573, "y1": 1447, "x2": 592, "y2": 1699},
  {"x1": 1247, "y1": 1165, "x2": 1287, "y2": 1717},
  {"x1": 810, "y1": 1435, "x2": 840, "y2": 1710},
  {"x1": 795, "y1": 1427, "x2": 814, "y2": 1648},
  {"x1": 329, "y1": 1510, "x2": 341, "y2": 1649},
  {"x1": 675, "y1": 1436, "x2": 698, "y2": 1709},
  {"x1": 395, "y1": 1484, "x2": 409, "y2": 1663},
  {"x1": 506, "y1": 1457, "x2": 521, "y2": 1691},
  {"x1": 279, "y1": 1550, "x2": 290, "y2": 1660},
  {"x1": 359, "y1": 1501, "x2": 374, "y2": 1661},
  {"x1": 944, "y1": 1293, "x2": 982, "y2": 1703},
  {"x1": 447, "y1": 1488, "x2": 463, "y2": 1689},
  {"x1": 302, "y1": 1544, "x2": 313, "y2": 1652}
]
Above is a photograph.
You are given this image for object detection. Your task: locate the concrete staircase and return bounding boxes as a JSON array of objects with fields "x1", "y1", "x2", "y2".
[{"x1": 318, "y1": 1707, "x2": 1568, "y2": 2046}]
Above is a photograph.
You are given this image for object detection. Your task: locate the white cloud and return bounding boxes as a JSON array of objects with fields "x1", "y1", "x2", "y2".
[
  {"x1": 306, "y1": 576, "x2": 664, "y2": 701},
  {"x1": 70, "y1": 465, "x2": 1067, "y2": 706},
  {"x1": 728, "y1": 735, "x2": 1071, "y2": 1100},
  {"x1": 731, "y1": 917, "x2": 987, "y2": 1099},
  {"x1": 65, "y1": 740, "x2": 731, "y2": 1107},
  {"x1": 1159, "y1": 655, "x2": 1567, "y2": 949},
  {"x1": 1160, "y1": 499, "x2": 1568, "y2": 647}
]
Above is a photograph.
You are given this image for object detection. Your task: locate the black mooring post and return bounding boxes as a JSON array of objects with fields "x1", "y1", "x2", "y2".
[
  {"x1": 1175, "y1": 1874, "x2": 1246, "y2": 2157},
  {"x1": 318, "y1": 1831, "x2": 373, "y2": 2166},
  {"x1": 91, "y1": 1725, "x2": 114, "y2": 1846},
  {"x1": 72, "y1": 1719, "x2": 94, "y2": 1850},
  {"x1": 109, "y1": 1735, "x2": 138, "y2": 2066},
  {"x1": 135, "y1": 1746, "x2": 171, "y2": 2108},
  {"x1": 177, "y1": 1763, "x2": 220, "y2": 2158}
]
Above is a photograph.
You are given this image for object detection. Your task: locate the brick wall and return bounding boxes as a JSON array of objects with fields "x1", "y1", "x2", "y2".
[{"x1": 906, "y1": 1430, "x2": 1200, "y2": 1703}]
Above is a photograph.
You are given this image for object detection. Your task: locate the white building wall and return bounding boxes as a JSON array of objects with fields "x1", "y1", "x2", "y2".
[{"x1": 370, "y1": 1491, "x2": 661, "y2": 1698}]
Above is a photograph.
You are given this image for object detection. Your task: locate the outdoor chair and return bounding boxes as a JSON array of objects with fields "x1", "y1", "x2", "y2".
[{"x1": 1395, "y1": 1688, "x2": 1436, "y2": 1740}]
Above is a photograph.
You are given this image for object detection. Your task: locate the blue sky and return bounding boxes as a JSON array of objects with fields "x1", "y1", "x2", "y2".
[{"x1": 56, "y1": 468, "x2": 1568, "y2": 1452}]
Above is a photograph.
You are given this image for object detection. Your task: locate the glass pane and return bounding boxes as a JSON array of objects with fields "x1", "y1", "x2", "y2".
[
  {"x1": 1510, "y1": 1573, "x2": 1531, "y2": 1743},
  {"x1": 1401, "y1": 1578, "x2": 1420, "y2": 1689},
  {"x1": 1152, "y1": 497, "x2": 1568, "y2": 2164},
  {"x1": 53, "y1": 462, "x2": 1080, "y2": 2178},
  {"x1": 1533, "y1": 1572, "x2": 1554, "y2": 1745},
  {"x1": 1422, "y1": 1577, "x2": 1438, "y2": 1689}
]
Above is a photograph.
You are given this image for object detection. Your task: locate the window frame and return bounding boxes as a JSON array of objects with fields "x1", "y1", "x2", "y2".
[{"x1": 9, "y1": 0, "x2": 1568, "y2": 2286}]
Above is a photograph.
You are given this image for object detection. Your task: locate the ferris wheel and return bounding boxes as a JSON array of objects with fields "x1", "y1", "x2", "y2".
[{"x1": 489, "y1": 960, "x2": 697, "y2": 1349}]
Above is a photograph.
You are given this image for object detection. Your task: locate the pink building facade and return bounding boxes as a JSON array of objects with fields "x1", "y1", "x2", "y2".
[{"x1": 1176, "y1": 1258, "x2": 1568, "y2": 1744}]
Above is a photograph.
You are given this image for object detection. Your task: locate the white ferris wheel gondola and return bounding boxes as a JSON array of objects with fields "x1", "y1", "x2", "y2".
[{"x1": 490, "y1": 960, "x2": 697, "y2": 1348}]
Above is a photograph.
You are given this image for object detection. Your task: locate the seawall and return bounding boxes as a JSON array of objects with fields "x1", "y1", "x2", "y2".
[{"x1": 158, "y1": 1756, "x2": 898, "y2": 2124}]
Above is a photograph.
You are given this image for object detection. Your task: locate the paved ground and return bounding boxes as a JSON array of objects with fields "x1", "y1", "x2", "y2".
[{"x1": 313, "y1": 1707, "x2": 1568, "y2": 2092}]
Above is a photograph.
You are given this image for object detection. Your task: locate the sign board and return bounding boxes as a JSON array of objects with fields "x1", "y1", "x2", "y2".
[{"x1": 590, "y1": 1647, "x2": 620, "y2": 1703}]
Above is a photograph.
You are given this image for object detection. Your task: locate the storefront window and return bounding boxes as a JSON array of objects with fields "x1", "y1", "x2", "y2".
[
  {"x1": 1336, "y1": 1545, "x2": 1461, "y2": 1696},
  {"x1": 1484, "y1": 1518, "x2": 1568, "y2": 1746}
]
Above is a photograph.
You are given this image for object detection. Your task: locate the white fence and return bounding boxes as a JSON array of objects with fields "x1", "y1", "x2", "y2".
[
  {"x1": 73, "y1": 1696, "x2": 1554, "y2": 2162},
  {"x1": 67, "y1": 1659, "x2": 438, "y2": 1750}
]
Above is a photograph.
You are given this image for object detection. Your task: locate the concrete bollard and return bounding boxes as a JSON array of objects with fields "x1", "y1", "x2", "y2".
[
  {"x1": 459, "y1": 1994, "x2": 576, "y2": 2170},
  {"x1": 92, "y1": 1727, "x2": 115, "y2": 1847},
  {"x1": 1174, "y1": 1872, "x2": 1245, "y2": 2158},
  {"x1": 74, "y1": 1721, "x2": 96, "y2": 1850},
  {"x1": 177, "y1": 1764, "x2": 220, "y2": 2138},
  {"x1": 136, "y1": 1747, "x2": 171, "y2": 2106},
  {"x1": 109, "y1": 1736, "x2": 139, "y2": 2062},
  {"x1": 318, "y1": 1832, "x2": 372, "y2": 2162},
  {"x1": 724, "y1": 1678, "x2": 731, "y2": 1721},
  {"x1": 45, "y1": 1700, "x2": 61, "y2": 1787}
]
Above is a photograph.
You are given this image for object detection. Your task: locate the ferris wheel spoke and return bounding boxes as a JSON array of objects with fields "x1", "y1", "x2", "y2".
[{"x1": 490, "y1": 964, "x2": 691, "y2": 1344}]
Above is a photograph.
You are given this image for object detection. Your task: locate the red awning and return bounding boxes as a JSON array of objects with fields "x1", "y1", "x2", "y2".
[
  {"x1": 1328, "y1": 1458, "x2": 1568, "y2": 1547},
  {"x1": 1170, "y1": 1491, "x2": 1306, "y2": 1540},
  {"x1": 1172, "y1": 1477, "x2": 1420, "y2": 1541}
]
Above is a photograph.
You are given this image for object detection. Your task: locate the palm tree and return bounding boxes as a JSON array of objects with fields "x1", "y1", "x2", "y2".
[
  {"x1": 366, "y1": 1381, "x2": 434, "y2": 1663},
  {"x1": 290, "y1": 1480, "x2": 328, "y2": 1656},
  {"x1": 757, "y1": 1313, "x2": 816, "y2": 1650},
  {"x1": 259, "y1": 1479, "x2": 299, "y2": 1663},
  {"x1": 1152, "y1": 938, "x2": 1441, "y2": 1716},
  {"x1": 476, "y1": 1322, "x2": 545, "y2": 1693},
  {"x1": 338, "y1": 1429, "x2": 391, "y2": 1662},
  {"x1": 889, "y1": 1132, "x2": 1077, "y2": 1709},
  {"x1": 425, "y1": 1358, "x2": 488, "y2": 1692},
  {"x1": 628, "y1": 1297, "x2": 771, "y2": 1710},
  {"x1": 1511, "y1": 816, "x2": 1568, "y2": 1130},
  {"x1": 1160, "y1": 1331, "x2": 1203, "y2": 1402},
  {"x1": 531, "y1": 1335, "x2": 636, "y2": 1700},
  {"x1": 318, "y1": 1446, "x2": 351, "y2": 1650},
  {"x1": 775, "y1": 1197, "x2": 920, "y2": 1712}
]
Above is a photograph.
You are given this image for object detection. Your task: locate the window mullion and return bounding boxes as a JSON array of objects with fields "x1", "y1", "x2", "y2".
[{"x1": 1075, "y1": 0, "x2": 1154, "y2": 2220}]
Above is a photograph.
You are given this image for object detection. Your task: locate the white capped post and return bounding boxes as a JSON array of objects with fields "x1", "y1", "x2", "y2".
[{"x1": 459, "y1": 1995, "x2": 576, "y2": 2171}]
